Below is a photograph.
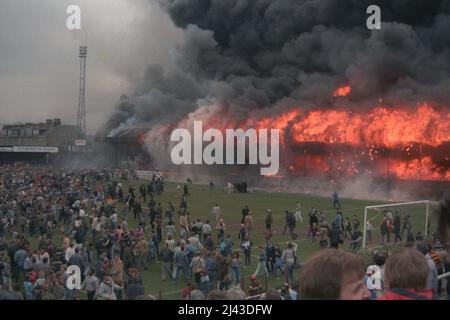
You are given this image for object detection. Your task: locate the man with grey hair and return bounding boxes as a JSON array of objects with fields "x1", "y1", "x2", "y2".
[
  {"x1": 95, "y1": 275, "x2": 122, "y2": 300},
  {"x1": 211, "y1": 204, "x2": 221, "y2": 223},
  {"x1": 190, "y1": 289, "x2": 205, "y2": 300},
  {"x1": 260, "y1": 288, "x2": 282, "y2": 300},
  {"x1": 188, "y1": 233, "x2": 204, "y2": 253},
  {"x1": 225, "y1": 286, "x2": 247, "y2": 300}
]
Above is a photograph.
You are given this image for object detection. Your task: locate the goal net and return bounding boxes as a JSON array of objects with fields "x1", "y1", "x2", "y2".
[{"x1": 362, "y1": 200, "x2": 439, "y2": 248}]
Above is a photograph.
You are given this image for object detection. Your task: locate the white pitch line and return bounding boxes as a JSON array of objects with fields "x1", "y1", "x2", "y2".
[{"x1": 160, "y1": 289, "x2": 183, "y2": 296}]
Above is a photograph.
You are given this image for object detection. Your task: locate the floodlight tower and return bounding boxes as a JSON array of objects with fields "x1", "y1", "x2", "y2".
[{"x1": 77, "y1": 45, "x2": 87, "y2": 134}]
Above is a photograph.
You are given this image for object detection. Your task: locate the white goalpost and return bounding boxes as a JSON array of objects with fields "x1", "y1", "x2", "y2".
[{"x1": 362, "y1": 200, "x2": 437, "y2": 249}]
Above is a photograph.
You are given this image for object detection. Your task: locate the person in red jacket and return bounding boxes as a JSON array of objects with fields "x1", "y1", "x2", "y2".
[
  {"x1": 378, "y1": 247, "x2": 433, "y2": 300},
  {"x1": 248, "y1": 274, "x2": 262, "y2": 297},
  {"x1": 181, "y1": 281, "x2": 195, "y2": 300}
]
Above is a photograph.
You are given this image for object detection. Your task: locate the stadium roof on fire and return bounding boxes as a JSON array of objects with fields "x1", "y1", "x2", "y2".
[{"x1": 105, "y1": 122, "x2": 152, "y2": 142}]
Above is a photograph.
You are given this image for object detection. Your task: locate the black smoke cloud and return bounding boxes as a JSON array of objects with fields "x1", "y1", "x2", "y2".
[{"x1": 102, "y1": 0, "x2": 450, "y2": 136}]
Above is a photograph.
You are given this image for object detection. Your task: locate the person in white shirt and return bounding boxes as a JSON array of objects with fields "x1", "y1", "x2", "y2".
[
  {"x1": 92, "y1": 216, "x2": 101, "y2": 239},
  {"x1": 202, "y1": 220, "x2": 212, "y2": 243},
  {"x1": 295, "y1": 202, "x2": 303, "y2": 222},
  {"x1": 65, "y1": 243, "x2": 76, "y2": 263},
  {"x1": 72, "y1": 199, "x2": 81, "y2": 210},
  {"x1": 211, "y1": 204, "x2": 221, "y2": 223},
  {"x1": 281, "y1": 242, "x2": 298, "y2": 283},
  {"x1": 366, "y1": 219, "x2": 373, "y2": 245},
  {"x1": 39, "y1": 250, "x2": 50, "y2": 265},
  {"x1": 386, "y1": 210, "x2": 393, "y2": 222},
  {"x1": 95, "y1": 276, "x2": 122, "y2": 300},
  {"x1": 74, "y1": 217, "x2": 81, "y2": 229},
  {"x1": 110, "y1": 212, "x2": 118, "y2": 229}
]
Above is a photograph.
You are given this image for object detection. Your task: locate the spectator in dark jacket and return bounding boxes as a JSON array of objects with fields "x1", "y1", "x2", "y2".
[
  {"x1": 13, "y1": 247, "x2": 27, "y2": 280},
  {"x1": 393, "y1": 212, "x2": 402, "y2": 243},
  {"x1": 82, "y1": 269, "x2": 99, "y2": 300},
  {"x1": 126, "y1": 277, "x2": 145, "y2": 300},
  {"x1": 68, "y1": 247, "x2": 85, "y2": 276}
]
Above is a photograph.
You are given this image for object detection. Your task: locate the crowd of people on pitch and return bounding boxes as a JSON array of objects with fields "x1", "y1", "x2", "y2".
[
  {"x1": 0, "y1": 162, "x2": 448, "y2": 300},
  {"x1": 180, "y1": 236, "x2": 450, "y2": 301}
]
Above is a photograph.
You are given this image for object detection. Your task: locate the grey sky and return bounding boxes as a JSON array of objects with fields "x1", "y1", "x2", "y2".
[{"x1": 0, "y1": 0, "x2": 182, "y2": 134}]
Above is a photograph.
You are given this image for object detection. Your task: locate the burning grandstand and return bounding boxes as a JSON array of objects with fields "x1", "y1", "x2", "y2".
[{"x1": 100, "y1": 1, "x2": 450, "y2": 198}]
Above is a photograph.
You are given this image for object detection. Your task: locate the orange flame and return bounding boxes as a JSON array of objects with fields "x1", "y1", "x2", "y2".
[
  {"x1": 137, "y1": 133, "x2": 146, "y2": 145},
  {"x1": 141, "y1": 102, "x2": 449, "y2": 181},
  {"x1": 389, "y1": 156, "x2": 450, "y2": 181},
  {"x1": 333, "y1": 85, "x2": 351, "y2": 97},
  {"x1": 290, "y1": 104, "x2": 449, "y2": 148}
]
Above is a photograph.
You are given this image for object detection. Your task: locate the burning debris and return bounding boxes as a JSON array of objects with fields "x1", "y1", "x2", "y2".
[{"x1": 333, "y1": 85, "x2": 352, "y2": 98}]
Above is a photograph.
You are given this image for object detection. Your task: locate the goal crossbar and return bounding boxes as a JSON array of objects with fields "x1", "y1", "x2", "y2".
[{"x1": 362, "y1": 200, "x2": 437, "y2": 249}]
